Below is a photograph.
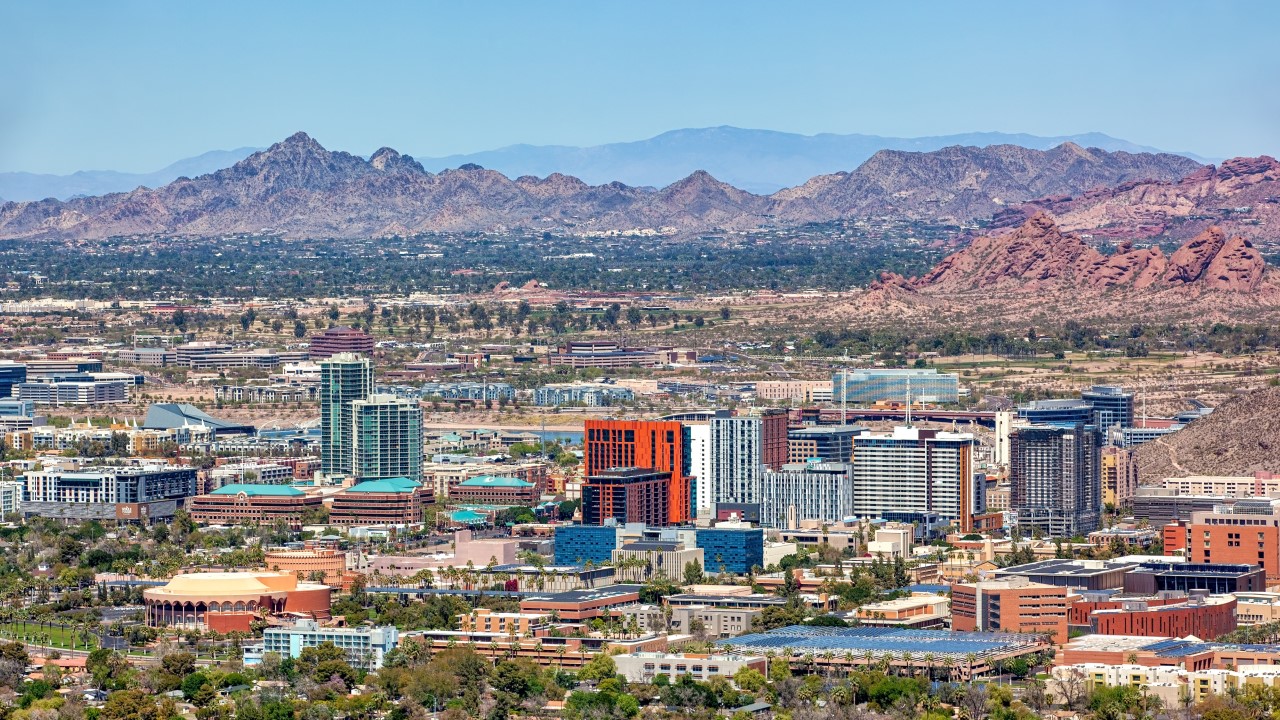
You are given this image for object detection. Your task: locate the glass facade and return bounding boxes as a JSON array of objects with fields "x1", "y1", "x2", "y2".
[
  {"x1": 695, "y1": 527, "x2": 764, "y2": 574},
  {"x1": 351, "y1": 395, "x2": 423, "y2": 481},
  {"x1": 554, "y1": 524, "x2": 619, "y2": 565},
  {"x1": 832, "y1": 369, "x2": 959, "y2": 404},
  {"x1": 319, "y1": 354, "x2": 373, "y2": 475}
]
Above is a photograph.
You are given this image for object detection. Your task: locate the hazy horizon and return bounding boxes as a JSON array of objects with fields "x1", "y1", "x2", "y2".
[{"x1": 2, "y1": 0, "x2": 1277, "y2": 174}]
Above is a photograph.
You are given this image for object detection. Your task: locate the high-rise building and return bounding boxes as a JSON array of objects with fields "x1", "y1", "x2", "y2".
[
  {"x1": 1010, "y1": 424, "x2": 1102, "y2": 537},
  {"x1": 688, "y1": 423, "x2": 712, "y2": 519},
  {"x1": 582, "y1": 468, "x2": 671, "y2": 527},
  {"x1": 351, "y1": 394, "x2": 423, "y2": 481},
  {"x1": 708, "y1": 411, "x2": 788, "y2": 508},
  {"x1": 320, "y1": 353, "x2": 374, "y2": 476},
  {"x1": 832, "y1": 368, "x2": 959, "y2": 404},
  {"x1": 759, "y1": 461, "x2": 854, "y2": 529},
  {"x1": 308, "y1": 326, "x2": 375, "y2": 360},
  {"x1": 1081, "y1": 385, "x2": 1135, "y2": 431},
  {"x1": 994, "y1": 411, "x2": 1014, "y2": 467},
  {"x1": 786, "y1": 425, "x2": 860, "y2": 464},
  {"x1": 0, "y1": 362, "x2": 27, "y2": 398},
  {"x1": 1017, "y1": 399, "x2": 1095, "y2": 427},
  {"x1": 1101, "y1": 447, "x2": 1138, "y2": 509},
  {"x1": 850, "y1": 427, "x2": 977, "y2": 531},
  {"x1": 584, "y1": 419, "x2": 690, "y2": 523}
]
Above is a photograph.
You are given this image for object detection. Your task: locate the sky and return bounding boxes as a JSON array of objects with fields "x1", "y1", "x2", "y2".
[{"x1": 2, "y1": 0, "x2": 1278, "y2": 174}]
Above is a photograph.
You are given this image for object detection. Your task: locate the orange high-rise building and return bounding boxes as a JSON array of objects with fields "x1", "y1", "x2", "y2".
[{"x1": 585, "y1": 419, "x2": 690, "y2": 523}]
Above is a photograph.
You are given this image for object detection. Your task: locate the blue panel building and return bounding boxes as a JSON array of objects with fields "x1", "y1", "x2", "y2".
[
  {"x1": 0, "y1": 362, "x2": 26, "y2": 398},
  {"x1": 695, "y1": 526, "x2": 764, "y2": 575},
  {"x1": 553, "y1": 524, "x2": 618, "y2": 565},
  {"x1": 1017, "y1": 399, "x2": 1094, "y2": 427}
]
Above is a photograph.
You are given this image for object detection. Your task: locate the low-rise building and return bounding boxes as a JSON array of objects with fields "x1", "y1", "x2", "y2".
[
  {"x1": 853, "y1": 593, "x2": 951, "y2": 629},
  {"x1": 448, "y1": 475, "x2": 540, "y2": 506},
  {"x1": 22, "y1": 465, "x2": 197, "y2": 524},
  {"x1": 188, "y1": 484, "x2": 324, "y2": 527},
  {"x1": 613, "y1": 651, "x2": 766, "y2": 684},
  {"x1": 245, "y1": 619, "x2": 397, "y2": 670},
  {"x1": 329, "y1": 477, "x2": 432, "y2": 526}
]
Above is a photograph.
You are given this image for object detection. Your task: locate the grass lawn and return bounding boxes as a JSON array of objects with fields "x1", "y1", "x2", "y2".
[{"x1": 0, "y1": 622, "x2": 98, "y2": 650}]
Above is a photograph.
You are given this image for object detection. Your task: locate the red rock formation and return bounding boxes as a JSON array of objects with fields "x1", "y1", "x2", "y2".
[
  {"x1": 1087, "y1": 245, "x2": 1168, "y2": 289},
  {"x1": 1164, "y1": 227, "x2": 1229, "y2": 285},
  {"x1": 917, "y1": 212, "x2": 1104, "y2": 290},
  {"x1": 1203, "y1": 235, "x2": 1265, "y2": 291}
]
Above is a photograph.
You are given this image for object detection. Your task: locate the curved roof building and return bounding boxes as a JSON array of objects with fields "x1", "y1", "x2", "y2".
[{"x1": 143, "y1": 571, "x2": 331, "y2": 631}]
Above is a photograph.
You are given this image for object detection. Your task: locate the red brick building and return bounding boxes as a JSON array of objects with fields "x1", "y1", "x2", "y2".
[
  {"x1": 308, "y1": 326, "x2": 375, "y2": 359},
  {"x1": 329, "y1": 477, "x2": 433, "y2": 526},
  {"x1": 448, "y1": 475, "x2": 540, "y2": 506},
  {"x1": 951, "y1": 577, "x2": 1072, "y2": 644},
  {"x1": 585, "y1": 419, "x2": 690, "y2": 523},
  {"x1": 1163, "y1": 499, "x2": 1280, "y2": 580},
  {"x1": 188, "y1": 484, "x2": 323, "y2": 528},
  {"x1": 1084, "y1": 594, "x2": 1237, "y2": 640}
]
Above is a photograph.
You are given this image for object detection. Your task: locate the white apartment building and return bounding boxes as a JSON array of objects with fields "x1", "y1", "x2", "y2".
[
  {"x1": 851, "y1": 426, "x2": 977, "y2": 530},
  {"x1": 759, "y1": 461, "x2": 854, "y2": 529}
]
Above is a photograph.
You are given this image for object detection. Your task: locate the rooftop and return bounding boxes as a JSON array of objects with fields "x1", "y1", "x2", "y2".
[
  {"x1": 996, "y1": 559, "x2": 1139, "y2": 578},
  {"x1": 722, "y1": 626, "x2": 1044, "y2": 660},
  {"x1": 343, "y1": 477, "x2": 422, "y2": 494},
  {"x1": 208, "y1": 484, "x2": 304, "y2": 497},
  {"x1": 457, "y1": 475, "x2": 535, "y2": 488},
  {"x1": 521, "y1": 584, "x2": 645, "y2": 604}
]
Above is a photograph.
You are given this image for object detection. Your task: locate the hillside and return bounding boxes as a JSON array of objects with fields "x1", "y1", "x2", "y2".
[
  {"x1": 1134, "y1": 386, "x2": 1280, "y2": 482},
  {"x1": 0, "y1": 133, "x2": 1205, "y2": 240}
]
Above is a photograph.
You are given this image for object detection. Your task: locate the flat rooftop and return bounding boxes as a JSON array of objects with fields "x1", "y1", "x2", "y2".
[
  {"x1": 996, "y1": 559, "x2": 1138, "y2": 578},
  {"x1": 520, "y1": 584, "x2": 645, "y2": 603},
  {"x1": 721, "y1": 626, "x2": 1043, "y2": 660}
]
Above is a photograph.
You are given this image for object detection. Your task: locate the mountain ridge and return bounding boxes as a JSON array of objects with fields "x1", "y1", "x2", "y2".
[
  {"x1": 0, "y1": 133, "x2": 1209, "y2": 240},
  {"x1": 0, "y1": 126, "x2": 1211, "y2": 202}
]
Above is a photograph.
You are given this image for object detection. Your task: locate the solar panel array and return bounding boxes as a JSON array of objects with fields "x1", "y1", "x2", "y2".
[{"x1": 718, "y1": 626, "x2": 1042, "y2": 660}]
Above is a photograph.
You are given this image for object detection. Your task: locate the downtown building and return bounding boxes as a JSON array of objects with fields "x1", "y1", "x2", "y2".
[
  {"x1": 850, "y1": 427, "x2": 980, "y2": 531},
  {"x1": 1009, "y1": 424, "x2": 1102, "y2": 537},
  {"x1": 585, "y1": 419, "x2": 692, "y2": 523},
  {"x1": 707, "y1": 410, "x2": 788, "y2": 511},
  {"x1": 832, "y1": 368, "x2": 959, "y2": 404},
  {"x1": 320, "y1": 354, "x2": 422, "y2": 482},
  {"x1": 22, "y1": 465, "x2": 197, "y2": 523},
  {"x1": 759, "y1": 460, "x2": 854, "y2": 529}
]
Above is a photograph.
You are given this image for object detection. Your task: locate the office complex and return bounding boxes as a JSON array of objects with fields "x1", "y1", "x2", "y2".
[
  {"x1": 850, "y1": 427, "x2": 977, "y2": 531},
  {"x1": 0, "y1": 362, "x2": 27, "y2": 397},
  {"x1": 1017, "y1": 399, "x2": 1095, "y2": 427},
  {"x1": 786, "y1": 425, "x2": 860, "y2": 464},
  {"x1": 351, "y1": 394, "x2": 422, "y2": 481},
  {"x1": 22, "y1": 465, "x2": 197, "y2": 523},
  {"x1": 448, "y1": 475, "x2": 539, "y2": 506},
  {"x1": 1163, "y1": 498, "x2": 1280, "y2": 580},
  {"x1": 708, "y1": 411, "x2": 788, "y2": 508},
  {"x1": 320, "y1": 353, "x2": 375, "y2": 476},
  {"x1": 1081, "y1": 385, "x2": 1135, "y2": 430},
  {"x1": 247, "y1": 620, "x2": 398, "y2": 670},
  {"x1": 585, "y1": 419, "x2": 691, "y2": 523},
  {"x1": 759, "y1": 461, "x2": 854, "y2": 529},
  {"x1": 309, "y1": 326, "x2": 375, "y2": 359},
  {"x1": 554, "y1": 523, "x2": 621, "y2": 565},
  {"x1": 951, "y1": 576, "x2": 1071, "y2": 643},
  {"x1": 329, "y1": 476, "x2": 432, "y2": 526},
  {"x1": 832, "y1": 368, "x2": 959, "y2": 404},
  {"x1": 187, "y1": 484, "x2": 324, "y2": 527},
  {"x1": 695, "y1": 525, "x2": 765, "y2": 574},
  {"x1": 1009, "y1": 424, "x2": 1102, "y2": 536},
  {"x1": 582, "y1": 468, "x2": 671, "y2": 527}
]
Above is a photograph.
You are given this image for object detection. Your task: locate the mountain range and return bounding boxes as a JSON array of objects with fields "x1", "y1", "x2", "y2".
[
  {"x1": 0, "y1": 132, "x2": 1206, "y2": 240},
  {"x1": 0, "y1": 127, "x2": 1210, "y2": 202}
]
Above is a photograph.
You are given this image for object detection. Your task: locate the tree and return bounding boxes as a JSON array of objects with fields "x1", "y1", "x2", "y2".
[
  {"x1": 294, "y1": 321, "x2": 307, "y2": 338},
  {"x1": 720, "y1": 305, "x2": 731, "y2": 320},
  {"x1": 682, "y1": 560, "x2": 705, "y2": 586},
  {"x1": 577, "y1": 652, "x2": 617, "y2": 683}
]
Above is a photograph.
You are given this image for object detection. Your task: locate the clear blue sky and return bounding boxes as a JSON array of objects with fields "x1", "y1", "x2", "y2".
[{"x1": 2, "y1": 0, "x2": 1277, "y2": 174}]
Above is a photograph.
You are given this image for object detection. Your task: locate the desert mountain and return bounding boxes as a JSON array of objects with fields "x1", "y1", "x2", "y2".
[
  {"x1": 416, "y1": 126, "x2": 1209, "y2": 193},
  {"x1": 915, "y1": 213, "x2": 1265, "y2": 293},
  {"x1": 0, "y1": 133, "x2": 1209, "y2": 241},
  {"x1": 770, "y1": 143, "x2": 1202, "y2": 224},
  {"x1": 993, "y1": 156, "x2": 1280, "y2": 243},
  {"x1": 1134, "y1": 385, "x2": 1280, "y2": 482}
]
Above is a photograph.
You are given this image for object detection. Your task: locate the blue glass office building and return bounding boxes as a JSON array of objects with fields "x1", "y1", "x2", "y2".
[
  {"x1": 553, "y1": 524, "x2": 618, "y2": 565},
  {"x1": 831, "y1": 369, "x2": 958, "y2": 404},
  {"x1": 696, "y1": 526, "x2": 764, "y2": 575},
  {"x1": 0, "y1": 362, "x2": 27, "y2": 398}
]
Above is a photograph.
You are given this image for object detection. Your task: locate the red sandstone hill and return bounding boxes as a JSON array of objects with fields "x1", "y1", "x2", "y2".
[
  {"x1": 915, "y1": 212, "x2": 1266, "y2": 294},
  {"x1": 992, "y1": 156, "x2": 1280, "y2": 244}
]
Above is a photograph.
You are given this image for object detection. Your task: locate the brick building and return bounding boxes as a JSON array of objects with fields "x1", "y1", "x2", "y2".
[
  {"x1": 1079, "y1": 592, "x2": 1237, "y2": 640},
  {"x1": 447, "y1": 475, "x2": 540, "y2": 506},
  {"x1": 585, "y1": 419, "x2": 690, "y2": 523},
  {"x1": 1163, "y1": 498, "x2": 1280, "y2": 580},
  {"x1": 951, "y1": 576, "x2": 1072, "y2": 644},
  {"x1": 308, "y1": 326, "x2": 375, "y2": 359},
  {"x1": 582, "y1": 467, "x2": 671, "y2": 527},
  {"x1": 329, "y1": 477, "x2": 433, "y2": 526},
  {"x1": 188, "y1": 484, "x2": 323, "y2": 527}
]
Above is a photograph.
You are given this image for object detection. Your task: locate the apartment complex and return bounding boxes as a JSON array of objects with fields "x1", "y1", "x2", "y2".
[
  {"x1": 320, "y1": 353, "x2": 374, "y2": 476},
  {"x1": 350, "y1": 394, "x2": 422, "y2": 482},
  {"x1": 582, "y1": 468, "x2": 671, "y2": 527},
  {"x1": 759, "y1": 461, "x2": 854, "y2": 529},
  {"x1": 850, "y1": 427, "x2": 977, "y2": 531},
  {"x1": 708, "y1": 411, "x2": 788, "y2": 508},
  {"x1": 22, "y1": 465, "x2": 197, "y2": 523},
  {"x1": 1009, "y1": 424, "x2": 1102, "y2": 536},
  {"x1": 585, "y1": 419, "x2": 691, "y2": 523}
]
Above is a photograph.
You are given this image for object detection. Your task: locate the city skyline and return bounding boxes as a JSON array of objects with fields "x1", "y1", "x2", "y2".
[{"x1": 2, "y1": 1, "x2": 1278, "y2": 174}]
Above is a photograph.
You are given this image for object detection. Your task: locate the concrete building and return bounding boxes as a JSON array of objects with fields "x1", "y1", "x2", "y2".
[
  {"x1": 143, "y1": 571, "x2": 331, "y2": 632},
  {"x1": 615, "y1": 603, "x2": 762, "y2": 638},
  {"x1": 449, "y1": 475, "x2": 539, "y2": 506},
  {"x1": 612, "y1": 651, "x2": 766, "y2": 684},
  {"x1": 853, "y1": 593, "x2": 951, "y2": 628},
  {"x1": 1010, "y1": 424, "x2": 1102, "y2": 537},
  {"x1": 1101, "y1": 447, "x2": 1138, "y2": 508},
  {"x1": 951, "y1": 576, "x2": 1072, "y2": 643},
  {"x1": 0, "y1": 480, "x2": 21, "y2": 518},
  {"x1": 1077, "y1": 591, "x2": 1237, "y2": 640},
  {"x1": 246, "y1": 619, "x2": 397, "y2": 670},
  {"x1": 851, "y1": 426, "x2": 978, "y2": 531},
  {"x1": 612, "y1": 540, "x2": 704, "y2": 582},
  {"x1": 1081, "y1": 385, "x2": 1135, "y2": 431},
  {"x1": 15, "y1": 379, "x2": 130, "y2": 405},
  {"x1": 759, "y1": 460, "x2": 853, "y2": 530},
  {"x1": 688, "y1": 422, "x2": 712, "y2": 519},
  {"x1": 1163, "y1": 498, "x2": 1280, "y2": 580}
]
